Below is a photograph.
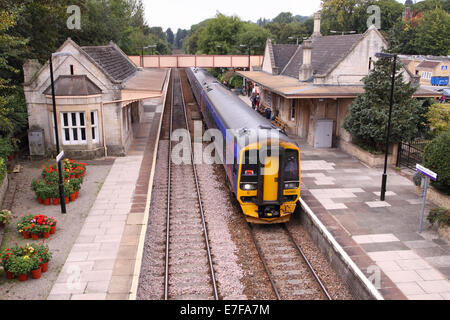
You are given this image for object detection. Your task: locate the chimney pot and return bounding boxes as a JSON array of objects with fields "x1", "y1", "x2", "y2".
[{"x1": 313, "y1": 11, "x2": 322, "y2": 37}]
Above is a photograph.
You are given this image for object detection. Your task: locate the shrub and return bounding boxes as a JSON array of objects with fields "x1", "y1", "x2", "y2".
[
  {"x1": 427, "y1": 207, "x2": 450, "y2": 227},
  {"x1": 0, "y1": 209, "x2": 12, "y2": 225},
  {"x1": 425, "y1": 103, "x2": 450, "y2": 137},
  {"x1": 422, "y1": 132, "x2": 450, "y2": 194},
  {"x1": 0, "y1": 157, "x2": 6, "y2": 184}
]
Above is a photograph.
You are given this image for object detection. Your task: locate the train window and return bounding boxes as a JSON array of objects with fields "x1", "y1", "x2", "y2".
[
  {"x1": 284, "y1": 149, "x2": 299, "y2": 182},
  {"x1": 240, "y1": 150, "x2": 258, "y2": 183},
  {"x1": 290, "y1": 100, "x2": 296, "y2": 121}
]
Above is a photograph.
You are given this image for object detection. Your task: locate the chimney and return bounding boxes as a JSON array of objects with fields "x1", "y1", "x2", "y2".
[
  {"x1": 23, "y1": 59, "x2": 42, "y2": 85},
  {"x1": 312, "y1": 11, "x2": 321, "y2": 38},
  {"x1": 299, "y1": 39, "x2": 313, "y2": 81}
]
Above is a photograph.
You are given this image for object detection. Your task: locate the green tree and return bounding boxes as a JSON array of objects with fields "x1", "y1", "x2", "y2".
[
  {"x1": 166, "y1": 28, "x2": 174, "y2": 45},
  {"x1": 423, "y1": 132, "x2": 450, "y2": 194},
  {"x1": 414, "y1": 7, "x2": 450, "y2": 56},
  {"x1": 343, "y1": 56, "x2": 424, "y2": 152}
]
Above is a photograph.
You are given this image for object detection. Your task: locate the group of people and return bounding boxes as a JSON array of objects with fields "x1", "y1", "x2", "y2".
[{"x1": 245, "y1": 81, "x2": 279, "y2": 120}]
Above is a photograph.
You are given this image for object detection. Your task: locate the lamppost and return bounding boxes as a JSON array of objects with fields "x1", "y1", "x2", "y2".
[
  {"x1": 330, "y1": 30, "x2": 356, "y2": 35},
  {"x1": 141, "y1": 44, "x2": 156, "y2": 67},
  {"x1": 240, "y1": 44, "x2": 260, "y2": 70},
  {"x1": 49, "y1": 51, "x2": 72, "y2": 214},
  {"x1": 375, "y1": 52, "x2": 398, "y2": 201}
]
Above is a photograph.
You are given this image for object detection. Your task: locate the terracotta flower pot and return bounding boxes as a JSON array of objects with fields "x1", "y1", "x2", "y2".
[
  {"x1": 22, "y1": 231, "x2": 30, "y2": 239},
  {"x1": 64, "y1": 197, "x2": 69, "y2": 204},
  {"x1": 41, "y1": 262, "x2": 49, "y2": 273},
  {"x1": 75, "y1": 191, "x2": 79, "y2": 199},
  {"x1": 38, "y1": 197, "x2": 43, "y2": 204},
  {"x1": 75, "y1": 174, "x2": 80, "y2": 179},
  {"x1": 31, "y1": 233, "x2": 39, "y2": 240},
  {"x1": 6, "y1": 271, "x2": 14, "y2": 279},
  {"x1": 18, "y1": 274, "x2": 28, "y2": 282},
  {"x1": 52, "y1": 198, "x2": 60, "y2": 205},
  {"x1": 70, "y1": 193, "x2": 76, "y2": 202},
  {"x1": 42, "y1": 231, "x2": 50, "y2": 239},
  {"x1": 31, "y1": 267, "x2": 42, "y2": 279},
  {"x1": 50, "y1": 225, "x2": 56, "y2": 234},
  {"x1": 43, "y1": 198, "x2": 51, "y2": 206}
]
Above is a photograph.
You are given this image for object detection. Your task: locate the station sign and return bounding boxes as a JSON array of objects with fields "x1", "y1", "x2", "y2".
[
  {"x1": 56, "y1": 150, "x2": 65, "y2": 163},
  {"x1": 416, "y1": 164, "x2": 437, "y2": 181}
]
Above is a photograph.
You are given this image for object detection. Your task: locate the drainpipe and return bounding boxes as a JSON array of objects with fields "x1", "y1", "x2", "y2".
[{"x1": 101, "y1": 101, "x2": 108, "y2": 157}]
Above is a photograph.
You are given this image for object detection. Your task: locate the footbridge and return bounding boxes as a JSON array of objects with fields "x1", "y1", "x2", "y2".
[{"x1": 128, "y1": 55, "x2": 263, "y2": 69}]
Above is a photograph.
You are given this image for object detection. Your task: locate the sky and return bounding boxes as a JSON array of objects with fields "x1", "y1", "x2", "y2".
[{"x1": 143, "y1": 0, "x2": 324, "y2": 31}]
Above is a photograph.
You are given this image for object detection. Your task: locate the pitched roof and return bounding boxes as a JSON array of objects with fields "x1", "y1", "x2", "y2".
[
  {"x1": 272, "y1": 44, "x2": 299, "y2": 71},
  {"x1": 81, "y1": 44, "x2": 137, "y2": 82},
  {"x1": 281, "y1": 34, "x2": 364, "y2": 79},
  {"x1": 417, "y1": 60, "x2": 440, "y2": 69},
  {"x1": 43, "y1": 75, "x2": 102, "y2": 96}
]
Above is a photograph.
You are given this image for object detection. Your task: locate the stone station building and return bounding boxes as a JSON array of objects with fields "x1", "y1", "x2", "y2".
[{"x1": 23, "y1": 38, "x2": 168, "y2": 158}]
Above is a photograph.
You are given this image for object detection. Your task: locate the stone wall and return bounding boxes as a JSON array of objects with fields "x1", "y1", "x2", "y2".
[{"x1": 0, "y1": 174, "x2": 8, "y2": 208}]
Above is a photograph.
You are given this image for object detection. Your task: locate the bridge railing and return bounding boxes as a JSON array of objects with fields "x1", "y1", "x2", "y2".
[{"x1": 128, "y1": 55, "x2": 263, "y2": 68}]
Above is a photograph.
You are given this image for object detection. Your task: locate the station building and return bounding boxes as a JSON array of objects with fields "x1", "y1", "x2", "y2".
[
  {"x1": 23, "y1": 38, "x2": 168, "y2": 158},
  {"x1": 237, "y1": 12, "x2": 438, "y2": 149}
]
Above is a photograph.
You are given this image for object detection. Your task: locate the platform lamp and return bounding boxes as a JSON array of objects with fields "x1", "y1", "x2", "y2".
[
  {"x1": 240, "y1": 44, "x2": 260, "y2": 71},
  {"x1": 49, "y1": 51, "x2": 73, "y2": 214},
  {"x1": 375, "y1": 51, "x2": 398, "y2": 201},
  {"x1": 141, "y1": 44, "x2": 156, "y2": 67},
  {"x1": 330, "y1": 30, "x2": 356, "y2": 35}
]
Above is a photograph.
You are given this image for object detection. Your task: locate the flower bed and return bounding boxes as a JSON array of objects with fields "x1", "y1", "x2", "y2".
[
  {"x1": 17, "y1": 214, "x2": 57, "y2": 239},
  {"x1": 1, "y1": 242, "x2": 52, "y2": 281},
  {"x1": 31, "y1": 158, "x2": 86, "y2": 205}
]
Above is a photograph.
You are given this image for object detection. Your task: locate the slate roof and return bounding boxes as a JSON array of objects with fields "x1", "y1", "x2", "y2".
[
  {"x1": 417, "y1": 60, "x2": 440, "y2": 69},
  {"x1": 44, "y1": 75, "x2": 102, "y2": 96},
  {"x1": 272, "y1": 44, "x2": 299, "y2": 71},
  {"x1": 281, "y1": 34, "x2": 364, "y2": 79},
  {"x1": 81, "y1": 44, "x2": 137, "y2": 82}
]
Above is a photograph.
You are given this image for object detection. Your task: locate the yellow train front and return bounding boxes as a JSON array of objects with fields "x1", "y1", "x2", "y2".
[{"x1": 186, "y1": 67, "x2": 300, "y2": 224}]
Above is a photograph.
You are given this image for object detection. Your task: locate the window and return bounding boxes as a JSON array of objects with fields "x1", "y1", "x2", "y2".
[
  {"x1": 267, "y1": 92, "x2": 272, "y2": 107},
  {"x1": 290, "y1": 100, "x2": 296, "y2": 121},
  {"x1": 91, "y1": 111, "x2": 99, "y2": 143},
  {"x1": 61, "y1": 112, "x2": 87, "y2": 145}
]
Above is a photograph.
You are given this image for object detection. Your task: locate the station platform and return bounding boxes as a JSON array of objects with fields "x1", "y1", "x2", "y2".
[{"x1": 294, "y1": 138, "x2": 450, "y2": 300}]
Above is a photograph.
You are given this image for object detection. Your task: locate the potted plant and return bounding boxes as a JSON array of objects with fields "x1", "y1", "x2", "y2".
[
  {"x1": 30, "y1": 255, "x2": 42, "y2": 279},
  {"x1": 64, "y1": 181, "x2": 73, "y2": 204},
  {"x1": 17, "y1": 215, "x2": 33, "y2": 239},
  {"x1": 29, "y1": 224, "x2": 41, "y2": 240},
  {"x1": 1, "y1": 248, "x2": 15, "y2": 279},
  {"x1": 70, "y1": 178, "x2": 82, "y2": 199},
  {"x1": 47, "y1": 216, "x2": 57, "y2": 234},
  {"x1": 7, "y1": 255, "x2": 34, "y2": 281},
  {"x1": 0, "y1": 209, "x2": 12, "y2": 227},
  {"x1": 32, "y1": 242, "x2": 52, "y2": 272}
]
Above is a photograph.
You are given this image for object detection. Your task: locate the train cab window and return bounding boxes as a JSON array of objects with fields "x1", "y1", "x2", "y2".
[{"x1": 284, "y1": 149, "x2": 299, "y2": 188}]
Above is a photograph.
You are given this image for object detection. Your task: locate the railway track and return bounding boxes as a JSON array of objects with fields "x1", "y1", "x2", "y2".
[
  {"x1": 248, "y1": 223, "x2": 332, "y2": 300},
  {"x1": 164, "y1": 69, "x2": 218, "y2": 300}
]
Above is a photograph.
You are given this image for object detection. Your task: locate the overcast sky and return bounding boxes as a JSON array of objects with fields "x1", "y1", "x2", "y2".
[
  {"x1": 143, "y1": 0, "x2": 323, "y2": 31},
  {"x1": 143, "y1": 0, "x2": 410, "y2": 32}
]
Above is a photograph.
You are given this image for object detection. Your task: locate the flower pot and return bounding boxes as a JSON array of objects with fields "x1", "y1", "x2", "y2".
[
  {"x1": 52, "y1": 198, "x2": 60, "y2": 205},
  {"x1": 40, "y1": 262, "x2": 48, "y2": 273},
  {"x1": 18, "y1": 274, "x2": 28, "y2": 282},
  {"x1": 75, "y1": 175, "x2": 81, "y2": 179},
  {"x1": 64, "y1": 197, "x2": 69, "y2": 204},
  {"x1": 31, "y1": 233, "x2": 39, "y2": 240},
  {"x1": 6, "y1": 271, "x2": 14, "y2": 279},
  {"x1": 22, "y1": 231, "x2": 30, "y2": 239},
  {"x1": 38, "y1": 197, "x2": 43, "y2": 204},
  {"x1": 42, "y1": 231, "x2": 50, "y2": 239},
  {"x1": 31, "y1": 267, "x2": 42, "y2": 279},
  {"x1": 43, "y1": 198, "x2": 51, "y2": 206},
  {"x1": 50, "y1": 225, "x2": 56, "y2": 234},
  {"x1": 70, "y1": 193, "x2": 76, "y2": 202},
  {"x1": 74, "y1": 191, "x2": 79, "y2": 199}
]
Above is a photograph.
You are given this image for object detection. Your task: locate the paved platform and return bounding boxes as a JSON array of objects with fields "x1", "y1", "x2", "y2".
[
  {"x1": 47, "y1": 96, "x2": 165, "y2": 300},
  {"x1": 294, "y1": 139, "x2": 450, "y2": 300}
]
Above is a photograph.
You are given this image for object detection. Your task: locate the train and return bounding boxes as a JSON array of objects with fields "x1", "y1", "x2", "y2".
[{"x1": 186, "y1": 67, "x2": 301, "y2": 224}]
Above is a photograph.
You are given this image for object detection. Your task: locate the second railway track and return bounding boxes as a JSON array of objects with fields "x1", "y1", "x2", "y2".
[
  {"x1": 249, "y1": 223, "x2": 332, "y2": 300},
  {"x1": 164, "y1": 69, "x2": 218, "y2": 300}
]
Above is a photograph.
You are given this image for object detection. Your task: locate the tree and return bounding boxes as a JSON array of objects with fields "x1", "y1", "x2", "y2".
[
  {"x1": 343, "y1": 56, "x2": 424, "y2": 152},
  {"x1": 414, "y1": 7, "x2": 450, "y2": 56},
  {"x1": 166, "y1": 28, "x2": 174, "y2": 45}
]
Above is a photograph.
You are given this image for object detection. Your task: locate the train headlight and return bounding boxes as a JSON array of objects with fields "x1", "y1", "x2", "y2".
[
  {"x1": 240, "y1": 183, "x2": 257, "y2": 190},
  {"x1": 284, "y1": 182, "x2": 299, "y2": 189}
]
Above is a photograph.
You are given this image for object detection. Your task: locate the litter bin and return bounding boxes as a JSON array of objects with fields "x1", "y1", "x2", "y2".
[{"x1": 265, "y1": 108, "x2": 271, "y2": 119}]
